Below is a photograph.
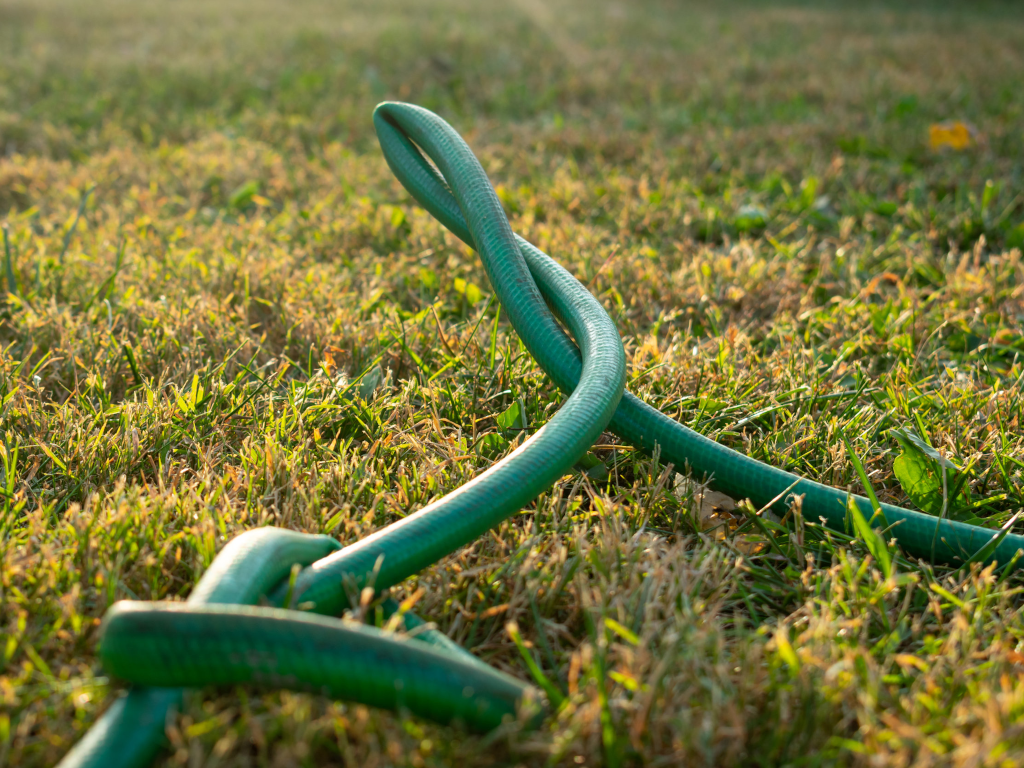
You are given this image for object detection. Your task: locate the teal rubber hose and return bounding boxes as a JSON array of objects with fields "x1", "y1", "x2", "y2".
[
  {"x1": 57, "y1": 529, "x2": 341, "y2": 768},
  {"x1": 99, "y1": 602, "x2": 536, "y2": 732},
  {"x1": 66, "y1": 99, "x2": 1023, "y2": 767},
  {"x1": 67, "y1": 101, "x2": 627, "y2": 765},
  {"x1": 278, "y1": 102, "x2": 629, "y2": 616},
  {"x1": 363, "y1": 101, "x2": 1024, "y2": 570}
]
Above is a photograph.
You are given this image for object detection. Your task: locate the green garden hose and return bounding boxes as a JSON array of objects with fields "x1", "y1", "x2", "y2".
[
  {"x1": 100, "y1": 601, "x2": 537, "y2": 732},
  {"x1": 62, "y1": 101, "x2": 1024, "y2": 768},
  {"x1": 366, "y1": 102, "x2": 1024, "y2": 571},
  {"x1": 61, "y1": 100, "x2": 627, "y2": 768},
  {"x1": 58, "y1": 528, "x2": 342, "y2": 768}
]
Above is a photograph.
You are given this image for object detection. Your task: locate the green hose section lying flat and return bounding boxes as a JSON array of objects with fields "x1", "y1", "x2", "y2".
[
  {"x1": 367, "y1": 100, "x2": 1024, "y2": 570},
  {"x1": 57, "y1": 529, "x2": 341, "y2": 768},
  {"x1": 100, "y1": 601, "x2": 537, "y2": 733}
]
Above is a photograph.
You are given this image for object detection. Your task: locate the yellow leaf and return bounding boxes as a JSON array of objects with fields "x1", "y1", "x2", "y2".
[
  {"x1": 609, "y1": 670, "x2": 640, "y2": 691},
  {"x1": 929, "y1": 121, "x2": 976, "y2": 151},
  {"x1": 775, "y1": 625, "x2": 800, "y2": 670},
  {"x1": 894, "y1": 653, "x2": 929, "y2": 672},
  {"x1": 38, "y1": 443, "x2": 66, "y2": 472},
  {"x1": 605, "y1": 618, "x2": 640, "y2": 645},
  {"x1": 321, "y1": 350, "x2": 336, "y2": 377}
]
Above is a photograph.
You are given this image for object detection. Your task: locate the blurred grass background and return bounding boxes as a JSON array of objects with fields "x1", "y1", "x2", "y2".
[{"x1": 3, "y1": 1, "x2": 1024, "y2": 766}]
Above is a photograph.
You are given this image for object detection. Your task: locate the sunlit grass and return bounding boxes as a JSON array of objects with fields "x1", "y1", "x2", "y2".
[{"x1": 3, "y1": 0, "x2": 1024, "y2": 765}]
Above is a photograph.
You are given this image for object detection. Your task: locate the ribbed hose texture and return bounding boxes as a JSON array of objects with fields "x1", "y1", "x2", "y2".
[
  {"x1": 369, "y1": 101, "x2": 1024, "y2": 570},
  {"x1": 100, "y1": 602, "x2": 533, "y2": 733},
  {"x1": 283, "y1": 103, "x2": 627, "y2": 615},
  {"x1": 67, "y1": 102, "x2": 627, "y2": 766},
  {"x1": 66, "y1": 99, "x2": 1024, "y2": 768},
  {"x1": 57, "y1": 530, "x2": 341, "y2": 768}
]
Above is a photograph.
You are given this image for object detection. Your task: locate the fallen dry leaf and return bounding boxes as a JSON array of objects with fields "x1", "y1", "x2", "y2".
[{"x1": 929, "y1": 121, "x2": 978, "y2": 151}]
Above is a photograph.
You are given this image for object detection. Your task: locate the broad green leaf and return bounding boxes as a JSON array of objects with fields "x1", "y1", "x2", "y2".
[
  {"x1": 699, "y1": 396, "x2": 727, "y2": 414},
  {"x1": 891, "y1": 429, "x2": 971, "y2": 519},
  {"x1": 496, "y1": 400, "x2": 525, "y2": 431},
  {"x1": 733, "y1": 204, "x2": 767, "y2": 233},
  {"x1": 575, "y1": 451, "x2": 608, "y2": 480},
  {"x1": 775, "y1": 624, "x2": 801, "y2": 671},
  {"x1": 229, "y1": 180, "x2": 259, "y2": 210},
  {"x1": 892, "y1": 450, "x2": 947, "y2": 515},
  {"x1": 799, "y1": 175, "x2": 819, "y2": 209},
  {"x1": 476, "y1": 433, "x2": 508, "y2": 457},
  {"x1": 892, "y1": 428, "x2": 958, "y2": 470},
  {"x1": 418, "y1": 268, "x2": 437, "y2": 290},
  {"x1": 358, "y1": 365, "x2": 384, "y2": 400},
  {"x1": 452, "y1": 277, "x2": 483, "y2": 305}
]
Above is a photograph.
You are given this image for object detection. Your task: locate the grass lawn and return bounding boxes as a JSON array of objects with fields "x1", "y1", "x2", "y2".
[{"x1": 3, "y1": 0, "x2": 1024, "y2": 765}]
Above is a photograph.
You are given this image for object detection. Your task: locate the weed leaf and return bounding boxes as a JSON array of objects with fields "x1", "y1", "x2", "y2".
[
  {"x1": 891, "y1": 429, "x2": 971, "y2": 519},
  {"x1": 496, "y1": 400, "x2": 524, "y2": 431}
]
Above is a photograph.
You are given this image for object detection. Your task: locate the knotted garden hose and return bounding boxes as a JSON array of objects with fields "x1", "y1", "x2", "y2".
[
  {"x1": 366, "y1": 103, "x2": 1024, "y2": 571},
  {"x1": 60, "y1": 101, "x2": 627, "y2": 768},
  {"x1": 61, "y1": 101, "x2": 1024, "y2": 768}
]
